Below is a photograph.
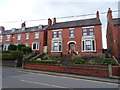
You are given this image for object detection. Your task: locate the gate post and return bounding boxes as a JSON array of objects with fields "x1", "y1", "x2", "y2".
[{"x1": 108, "y1": 65, "x2": 112, "y2": 77}]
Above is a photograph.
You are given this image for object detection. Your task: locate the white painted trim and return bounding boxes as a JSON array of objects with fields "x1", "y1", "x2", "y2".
[
  {"x1": 67, "y1": 41, "x2": 77, "y2": 44},
  {"x1": 32, "y1": 41, "x2": 40, "y2": 50},
  {"x1": 52, "y1": 29, "x2": 62, "y2": 31},
  {"x1": 82, "y1": 26, "x2": 94, "y2": 29},
  {"x1": 69, "y1": 28, "x2": 75, "y2": 30}
]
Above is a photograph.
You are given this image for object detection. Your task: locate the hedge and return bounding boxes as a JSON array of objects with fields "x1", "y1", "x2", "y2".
[
  {"x1": 2, "y1": 50, "x2": 23, "y2": 61},
  {"x1": 24, "y1": 60, "x2": 57, "y2": 65}
]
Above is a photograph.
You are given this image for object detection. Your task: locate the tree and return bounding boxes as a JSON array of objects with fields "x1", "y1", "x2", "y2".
[{"x1": 8, "y1": 44, "x2": 17, "y2": 51}]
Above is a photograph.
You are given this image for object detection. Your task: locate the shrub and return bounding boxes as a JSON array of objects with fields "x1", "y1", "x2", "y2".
[
  {"x1": 21, "y1": 47, "x2": 32, "y2": 54},
  {"x1": 73, "y1": 58, "x2": 85, "y2": 64},
  {"x1": 101, "y1": 58, "x2": 118, "y2": 66},
  {"x1": 8, "y1": 44, "x2": 17, "y2": 51},
  {"x1": 24, "y1": 60, "x2": 57, "y2": 65},
  {"x1": 10, "y1": 51, "x2": 23, "y2": 61},
  {"x1": 2, "y1": 53, "x2": 13, "y2": 60},
  {"x1": 17, "y1": 44, "x2": 26, "y2": 51}
]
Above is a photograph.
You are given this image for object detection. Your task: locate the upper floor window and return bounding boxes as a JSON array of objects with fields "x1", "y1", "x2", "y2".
[
  {"x1": 70, "y1": 29, "x2": 74, "y2": 38},
  {"x1": 34, "y1": 32, "x2": 39, "y2": 39},
  {"x1": 53, "y1": 31, "x2": 57, "y2": 38},
  {"x1": 0, "y1": 36, "x2": 2, "y2": 42},
  {"x1": 52, "y1": 30, "x2": 62, "y2": 38},
  {"x1": 26, "y1": 33, "x2": 29, "y2": 40},
  {"x1": 17, "y1": 34, "x2": 21, "y2": 40},
  {"x1": 82, "y1": 28, "x2": 94, "y2": 36},
  {"x1": 6, "y1": 35, "x2": 10, "y2": 41},
  {"x1": 58, "y1": 31, "x2": 62, "y2": 38}
]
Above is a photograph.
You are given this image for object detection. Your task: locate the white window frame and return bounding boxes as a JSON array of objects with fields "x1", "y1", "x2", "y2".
[
  {"x1": 51, "y1": 41, "x2": 62, "y2": 52},
  {"x1": 25, "y1": 33, "x2": 29, "y2": 40},
  {"x1": 82, "y1": 39, "x2": 96, "y2": 52},
  {"x1": 6, "y1": 35, "x2": 10, "y2": 41},
  {"x1": 34, "y1": 32, "x2": 39, "y2": 39},
  {"x1": 3, "y1": 44, "x2": 10, "y2": 51},
  {"x1": 17, "y1": 34, "x2": 21, "y2": 40},
  {"x1": 69, "y1": 28, "x2": 74, "y2": 38},
  {"x1": 32, "y1": 41, "x2": 40, "y2": 50}
]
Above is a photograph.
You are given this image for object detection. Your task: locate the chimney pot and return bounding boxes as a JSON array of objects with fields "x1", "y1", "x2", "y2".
[
  {"x1": 53, "y1": 17, "x2": 56, "y2": 24},
  {"x1": 0, "y1": 26, "x2": 5, "y2": 31},
  {"x1": 48, "y1": 18, "x2": 52, "y2": 26},
  {"x1": 96, "y1": 11, "x2": 100, "y2": 19}
]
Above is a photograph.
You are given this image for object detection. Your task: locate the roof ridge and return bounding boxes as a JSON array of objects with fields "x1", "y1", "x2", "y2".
[{"x1": 55, "y1": 18, "x2": 98, "y2": 24}]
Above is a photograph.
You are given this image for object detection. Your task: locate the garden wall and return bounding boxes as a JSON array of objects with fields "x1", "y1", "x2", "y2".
[{"x1": 23, "y1": 64, "x2": 120, "y2": 77}]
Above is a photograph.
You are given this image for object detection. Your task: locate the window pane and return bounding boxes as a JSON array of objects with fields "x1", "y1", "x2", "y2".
[
  {"x1": 82, "y1": 41, "x2": 84, "y2": 51},
  {"x1": 33, "y1": 43, "x2": 36, "y2": 49},
  {"x1": 92, "y1": 40, "x2": 95, "y2": 50},
  {"x1": 86, "y1": 40, "x2": 91, "y2": 45},
  {"x1": 58, "y1": 31, "x2": 62, "y2": 38},
  {"x1": 70, "y1": 29, "x2": 74, "y2": 37},
  {"x1": 86, "y1": 46, "x2": 91, "y2": 50},
  {"x1": 53, "y1": 32, "x2": 57, "y2": 38},
  {"x1": 82, "y1": 28, "x2": 87, "y2": 32},
  {"x1": 59, "y1": 42, "x2": 62, "y2": 51},
  {"x1": 89, "y1": 28, "x2": 94, "y2": 31},
  {"x1": 89, "y1": 32, "x2": 94, "y2": 36},
  {"x1": 83, "y1": 33, "x2": 87, "y2": 36}
]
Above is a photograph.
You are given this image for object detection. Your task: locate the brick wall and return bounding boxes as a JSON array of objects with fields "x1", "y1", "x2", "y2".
[
  {"x1": 24, "y1": 64, "x2": 116, "y2": 77},
  {"x1": 47, "y1": 25, "x2": 102, "y2": 56}
]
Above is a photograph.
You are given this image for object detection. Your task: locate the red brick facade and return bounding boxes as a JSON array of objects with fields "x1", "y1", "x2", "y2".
[
  {"x1": 1, "y1": 11, "x2": 102, "y2": 56},
  {"x1": 47, "y1": 11, "x2": 102, "y2": 56},
  {"x1": 106, "y1": 8, "x2": 120, "y2": 58}
]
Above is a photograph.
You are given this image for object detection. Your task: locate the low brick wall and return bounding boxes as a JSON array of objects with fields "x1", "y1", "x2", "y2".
[
  {"x1": 112, "y1": 66, "x2": 120, "y2": 76},
  {"x1": 24, "y1": 64, "x2": 112, "y2": 77}
]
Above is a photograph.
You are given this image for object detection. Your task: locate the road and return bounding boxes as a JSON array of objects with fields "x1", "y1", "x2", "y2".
[{"x1": 2, "y1": 67, "x2": 120, "y2": 89}]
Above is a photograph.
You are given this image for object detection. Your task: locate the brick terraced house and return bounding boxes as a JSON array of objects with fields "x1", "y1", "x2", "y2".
[
  {"x1": 1, "y1": 22, "x2": 49, "y2": 52},
  {"x1": 47, "y1": 11, "x2": 103, "y2": 56},
  {"x1": 106, "y1": 8, "x2": 120, "y2": 59}
]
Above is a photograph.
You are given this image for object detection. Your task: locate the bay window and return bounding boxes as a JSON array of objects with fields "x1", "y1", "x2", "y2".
[{"x1": 52, "y1": 41, "x2": 62, "y2": 52}]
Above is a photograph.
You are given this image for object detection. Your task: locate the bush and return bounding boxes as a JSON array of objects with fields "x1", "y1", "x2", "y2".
[
  {"x1": 24, "y1": 60, "x2": 57, "y2": 65},
  {"x1": 8, "y1": 44, "x2": 17, "y2": 51},
  {"x1": 10, "y1": 51, "x2": 23, "y2": 61},
  {"x1": 101, "y1": 58, "x2": 118, "y2": 66},
  {"x1": 73, "y1": 58, "x2": 85, "y2": 64},
  {"x1": 2, "y1": 53, "x2": 13, "y2": 60},
  {"x1": 17, "y1": 44, "x2": 26, "y2": 51},
  {"x1": 21, "y1": 47, "x2": 32, "y2": 54}
]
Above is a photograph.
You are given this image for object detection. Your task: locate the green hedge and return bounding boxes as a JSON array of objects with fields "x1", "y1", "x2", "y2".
[
  {"x1": 21, "y1": 47, "x2": 32, "y2": 54},
  {"x1": 101, "y1": 58, "x2": 118, "y2": 66},
  {"x1": 8, "y1": 44, "x2": 17, "y2": 51},
  {"x1": 24, "y1": 60, "x2": 57, "y2": 65},
  {"x1": 2, "y1": 51, "x2": 23, "y2": 61},
  {"x1": 73, "y1": 58, "x2": 85, "y2": 64}
]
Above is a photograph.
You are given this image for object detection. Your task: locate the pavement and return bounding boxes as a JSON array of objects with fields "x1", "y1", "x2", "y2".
[{"x1": 2, "y1": 66, "x2": 120, "y2": 84}]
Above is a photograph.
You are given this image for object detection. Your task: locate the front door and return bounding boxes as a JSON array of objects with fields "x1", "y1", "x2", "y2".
[{"x1": 69, "y1": 43, "x2": 75, "y2": 54}]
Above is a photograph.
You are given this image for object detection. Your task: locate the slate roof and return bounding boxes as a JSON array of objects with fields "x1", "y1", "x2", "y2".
[
  {"x1": 1, "y1": 25, "x2": 48, "y2": 35},
  {"x1": 111, "y1": 18, "x2": 120, "y2": 25},
  {"x1": 48, "y1": 18, "x2": 101, "y2": 30}
]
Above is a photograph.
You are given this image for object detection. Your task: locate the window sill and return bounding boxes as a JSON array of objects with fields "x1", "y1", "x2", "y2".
[
  {"x1": 69, "y1": 37, "x2": 74, "y2": 38},
  {"x1": 51, "y1": 51, "x2": 62, "y2": 52},
  {"x1": 82, "y1": 50, "x2": 96, "y2": 52}
]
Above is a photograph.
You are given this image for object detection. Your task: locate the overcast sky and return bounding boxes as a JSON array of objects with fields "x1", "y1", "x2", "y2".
[{"x1": 0, "y1": 0, "x2": 119, "y2": 49}]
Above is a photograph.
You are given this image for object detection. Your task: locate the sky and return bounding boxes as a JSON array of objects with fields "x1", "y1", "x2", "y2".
[{"x1": 0, "y1": 0, "x2": 119, "y2": 49}]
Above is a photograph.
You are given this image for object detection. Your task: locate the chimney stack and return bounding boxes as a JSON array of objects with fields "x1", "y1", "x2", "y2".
[
  {"x1": 107, "y1": 8, "x2": 112, "y2": 22},
  {"x1": 96, "y1": 11, "x2": 100, "y2": 19},
  {"x1": 53, "y1": 17, "x2": 56, "y2": 24},
  {"x1": 21, "y1": 21, "x2": 26, "y2": 28},
  {"x1": 48, "y1": 18, "x2": 52, "y2": 26},
  {"x1": 0, "y1": 26, "x2": 5, "y2": 31}
]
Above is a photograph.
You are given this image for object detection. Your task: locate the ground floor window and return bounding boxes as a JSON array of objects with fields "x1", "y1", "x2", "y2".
[
  {"x1": 82, "y1": 39, "x2": 96, "y2": 52},
  {"x1": 52, "y1": 41, "x2": 62, "y2": 52},
  {"x1": 3, "y1": 44, "x2": 10, "y2": 50},
  {"x1": 32, "y1": 41, "x2": 39, "y2": 50}
]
